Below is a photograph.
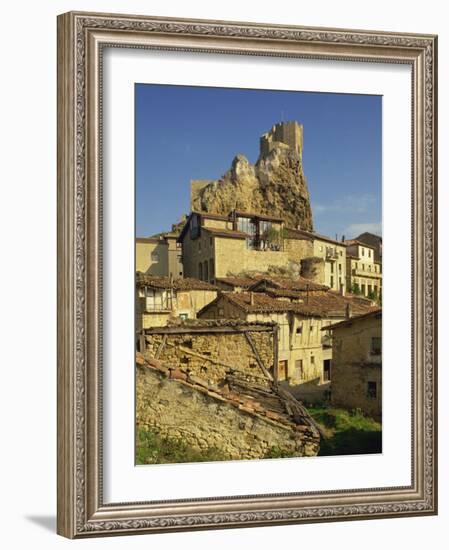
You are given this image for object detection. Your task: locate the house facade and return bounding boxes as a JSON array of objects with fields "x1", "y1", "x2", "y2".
[
  {"x1": 178, "y1": 210, "x2": 292, "y2": 281},
  {"x1": 323, "y1": 309, "x2": 382, "y2": 418},
  {"x1": 136, "y1": 233, "x2": 183, "y2": 277},
  {"x1": 344, "y1": 239, "x2": 382, "y2": 300},
  {"x1": 286, "y1": 228, "x2": 347, "y2": 293},
  {"x1": 136, "y1": 274, "x2": 218, "y2": 329},
  {"x1": 198, "y1": 281, "x2": 375, "y2": 386}
]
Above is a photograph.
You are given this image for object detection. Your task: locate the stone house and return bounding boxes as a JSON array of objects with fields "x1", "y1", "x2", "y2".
[
  {"x1": 197, "y1": 284, "x2": 375, "y2": 386},
  {"x1": 136, "y1": 320, "x2": 320, "y2": 460},
  {"x1": 136, "y1": 233, "x2": 183, "y2": 277},
  {"x1": 178, "y1": 210, "x2": 293, "y2": 281},
  {"x1": 323, "y1": 309, "x2": 382, "y2": 418},
  {"x1": 286, "y1": 228, "x2": 347, "y2": 293},
  {"x1": 344, "y1": 239, "x2": 382, "y2": 300},
  {"x1": 136, "y1": 274, "x2": 218, "y2": 329},
  {"x1": 355, "y1": 232, "x2": 382, "y2": 263},
  {"x1": 178, "y1": 209, "x2": 349, "y2": 290}
]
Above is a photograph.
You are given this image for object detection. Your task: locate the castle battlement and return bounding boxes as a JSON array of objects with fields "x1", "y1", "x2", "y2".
[{"x1": 260, "y1": 121, "x2": 303, "y2": 160}]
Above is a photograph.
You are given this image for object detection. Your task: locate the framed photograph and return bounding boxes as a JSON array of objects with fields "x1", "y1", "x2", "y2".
[{"x1": 57, "y1": 11, "x2": 438, "y2": 538}]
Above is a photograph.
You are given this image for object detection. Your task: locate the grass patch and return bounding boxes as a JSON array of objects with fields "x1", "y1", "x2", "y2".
[
  {"x1": 308, "y1": 406, "x2": 382, "y2": 456},
  {"x1": 136, "y1": 428, "x2": 230, "y2": 465}
]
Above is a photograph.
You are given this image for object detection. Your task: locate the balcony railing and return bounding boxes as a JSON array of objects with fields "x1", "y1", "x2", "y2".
[{"x1": 325, "y1": 248, "x2": 338, "y2": 260}]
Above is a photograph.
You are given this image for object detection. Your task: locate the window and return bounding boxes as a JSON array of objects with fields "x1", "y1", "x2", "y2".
[
  {"x1": 151, "y1": 251, "x2": 159, "y2": 262},
  {"x1": 198, "y1": 263, "x2": 203, "y2": 280},
  {"x1": 339, "y1": 250, "x2": 343, "y2": 256},
  {"x1": 330, "y1": 276, "x2": 334, "y2": 288},
  {"x1": 204, "y1": 260, "x2": 209, "y2": 282},
  {"x1": 296, "y1": 325, "x2": 302, "y2": 335},
  {"x1": 368, "y1": 249, "x2": 372, "y2": 258},
  {"x1": 367, "y1": 381, "x2": 377, "y2": 398},
  {"x1": 310, "y1": 355, "x2": 315, "y2": 364},
  {"x1": 323, "y1": 359, "x2": 331, "y2": 381},
  {"x1": 361, "y1": 248, "x2": 365, "y2": 256},
  {"x1": 179, "y1": 313, "x2": 188, "y2": 321},
  {"x1": 330, "y1": 262, "x2": 334, "y2": 273},
  {"x1": 198, "y1": 241, "x2": 202, "y2": 251},
  {"x1": 371, "y1": 337, "x2": 382, "y2": 355},
  {"x1": 309, "y1": 325, "x2": 314, "y2": 333},
  {"x1": 338, "y1": 263, "x2": 342, "y2": 272}
]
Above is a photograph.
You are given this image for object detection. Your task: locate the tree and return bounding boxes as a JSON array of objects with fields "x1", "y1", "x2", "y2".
[{"x1": 351, "y1": 282, "x2": 361, "y2": 295}]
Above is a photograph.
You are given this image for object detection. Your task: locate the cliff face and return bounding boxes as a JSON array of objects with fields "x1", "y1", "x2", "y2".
[{"x1": 191, "y1": 122, "x2": 314, "y2": 231}]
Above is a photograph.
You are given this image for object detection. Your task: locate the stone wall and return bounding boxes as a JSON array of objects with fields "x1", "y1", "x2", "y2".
[
  {"x1": 284, "y1": 238, "x2": 314, "y2": 263},
  {"x1": 136, "y1": 240, "x2": 169, "y2": 275},
  {"x1": 330, "y1": 314, "x2": 382, "y2": 418},
  {"x1": 136, "y1": 364, "x2": 319, "y2": 460},
  {"x1": 143, "y1": 329, "x2": 274, "y2": 386},
  {"x1": 214, "y1": 237, "x2": 291, "y2": 277},
  {"x1": 300, "y1": 256, "x2": 326, "y2": 284}
]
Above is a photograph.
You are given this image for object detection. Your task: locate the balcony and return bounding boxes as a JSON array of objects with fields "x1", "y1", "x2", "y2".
[
  {"x1": 352, "y1": 267, "x2": 381, "y2": 278},
  {"x1": 325, "y1": 247, "x2": 338, "y2": 261}
]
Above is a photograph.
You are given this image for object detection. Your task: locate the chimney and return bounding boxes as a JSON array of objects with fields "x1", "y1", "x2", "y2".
[
  {"x1": 345, "y1": 302, "x2": 352, "y2": 319},
  {"x1": 341, "y1": 234, "x2": 345, "y2": 242}
]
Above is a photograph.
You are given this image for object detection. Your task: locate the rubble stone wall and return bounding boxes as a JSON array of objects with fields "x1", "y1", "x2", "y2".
[
  {"x1": 136, "y1": 365, "x2": 319, "y2": 460},
  {"x1": 143, "y1": 330, "x2": 274, "y2": 386}
]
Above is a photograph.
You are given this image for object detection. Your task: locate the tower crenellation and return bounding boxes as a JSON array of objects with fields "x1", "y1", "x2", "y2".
[{"x1": 259, "y1": 121, "x2": 303, "y2": 160}]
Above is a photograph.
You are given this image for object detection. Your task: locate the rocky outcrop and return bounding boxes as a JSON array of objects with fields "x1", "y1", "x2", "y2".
[{"x1": 191, "y1": 122, "x2": 314, "y2": 231}]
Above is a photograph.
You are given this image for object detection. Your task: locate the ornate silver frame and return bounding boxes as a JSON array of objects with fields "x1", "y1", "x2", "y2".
[{"x1": 57, "y1": 11, "x2": 438, "y2": 538}]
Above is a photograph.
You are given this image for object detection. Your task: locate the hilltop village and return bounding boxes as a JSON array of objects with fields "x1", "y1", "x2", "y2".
[{"x1": 136, "y1": 121, "x2": 382, "y2": 461}]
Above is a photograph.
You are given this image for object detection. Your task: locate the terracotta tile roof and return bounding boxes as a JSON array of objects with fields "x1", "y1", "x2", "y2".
[
  {"x1": 206, "y1": 290, "x2": 376, "y2": 318},
  {"x1": 215, "y1": 276, "x2": 258, "y2": 289},
  {"x1": 136, "y1": 274, "x2": 218, "y2": 291},
  {"x1": 283, "y1": 228, "x2": 314, "y2": 241},
  {"x1": 233, "y1": 210, "x2": 284, "y2": 223},
  {"x1": 203, "y1": 227, "x2": 248, "y2": 239},
  {"x1": 136, "y1": 352, "x2": 319, "y2": 436},
  {"x1": 286, "y1": 228, "x2": 347, "y2": 246},
  {"x1": 249, "y1": 276, "x2": 329, "y2": 292},
  {"x1": 193, "y1": 210, "x2": 230, "y2": 221},
  {"x1": 344, "y1": 239, "x2": 375, "y2": 250},
  {"x1": 321, "y1": 308, "x2": 382, "y2": 330}
]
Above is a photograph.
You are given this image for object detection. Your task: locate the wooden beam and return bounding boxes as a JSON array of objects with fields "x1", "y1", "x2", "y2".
[
  {"x1": 244, "y1": 331, "x2": 273, "y2": 382},
  {"x1": 143, "y1": 325, "x2": 274, "y2": 335},
  {"x1": 155, "y1": 334, "x2": 167, "y2": 359}
]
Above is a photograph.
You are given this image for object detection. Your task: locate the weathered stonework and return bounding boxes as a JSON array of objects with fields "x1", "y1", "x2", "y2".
[
  {"x1": 143, "y1": 328, "x2": 274, "y2": 386},
  {"x1": 136, "y1": 360, "x2": 320, "y2": 460}
]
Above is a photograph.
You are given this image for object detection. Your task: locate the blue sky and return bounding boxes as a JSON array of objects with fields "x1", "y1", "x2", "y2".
[{"x1": 136, "y1": 84, "x2": 382, "y2": 239}]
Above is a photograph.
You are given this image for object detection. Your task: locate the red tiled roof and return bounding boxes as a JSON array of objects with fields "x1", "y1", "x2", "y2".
[
  {"x1": 215, "y1": 276, "x2": 258, "y2": 289},
  {"x1": 136, "y1": 274, "x2": 218, "y2": 291},
  {"x1": 136, "y1": 353, "x2": 319, "y2": 435},
  {"x1": 208, "y1": 290, "x2": 374, "y2": 318},
  {"x1": 249, "y1": 276, "x2": 329, "y2": 292},
  {"x1": 203, "y1": 227, "x2": 248, "y2": 239},
  {"x1": 286, "y1": 228, "x2": 347, "y2": 246},
  {"x1": 321, "y1": 308, "x2": 382, "y2": 330}
]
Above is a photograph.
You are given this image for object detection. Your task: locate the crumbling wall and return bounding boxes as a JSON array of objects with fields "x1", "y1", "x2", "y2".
[
  {"x1": 143, "y1": 329, "x2": 274, "y2": 386},
  {"x1": 300, "y1": 256, "x2": 326, "y2": 284},
  {"x1": 136, "y1": 364, "x2": 319, "y2": 460}
]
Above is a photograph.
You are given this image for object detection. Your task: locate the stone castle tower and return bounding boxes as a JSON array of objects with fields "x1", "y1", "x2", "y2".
[
  {"x1": 259, "y1": 121, "x2": 303, "y2": 161},
  {"x1": 189, "y1": 120, "x2": 313, "y2": 231}
]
